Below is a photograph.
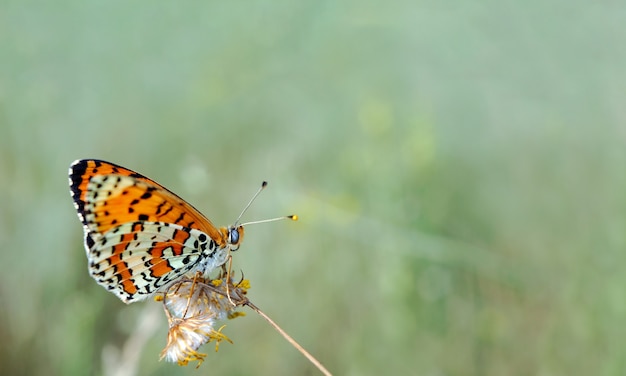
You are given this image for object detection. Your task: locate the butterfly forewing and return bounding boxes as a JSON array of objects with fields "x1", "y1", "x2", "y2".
[{"x1": 69, "y1": 159, "x2": 223, "y2": 243}]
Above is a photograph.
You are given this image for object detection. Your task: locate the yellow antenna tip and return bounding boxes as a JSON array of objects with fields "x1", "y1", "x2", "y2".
[{"x1": 289, "y1": 215, "x2": 298, "y2": 221}]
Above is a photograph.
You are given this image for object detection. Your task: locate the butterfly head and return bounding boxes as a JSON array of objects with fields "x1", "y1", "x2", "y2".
[{"x1": 226, "y1": 225, "x2": 244, "y2": 251}]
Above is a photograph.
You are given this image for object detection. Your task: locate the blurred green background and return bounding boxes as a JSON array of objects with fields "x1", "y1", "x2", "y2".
[{"x1": 1, "y1": 1, "x2": 625, "y2": 375}]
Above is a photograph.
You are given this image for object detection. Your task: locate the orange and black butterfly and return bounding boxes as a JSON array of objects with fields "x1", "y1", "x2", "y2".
[{"x1": 69, "y1": 159, "x2": 253, "y2": 303}]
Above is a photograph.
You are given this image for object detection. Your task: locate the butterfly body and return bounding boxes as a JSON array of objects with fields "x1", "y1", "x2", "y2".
[{"x1": 69, "y1": 159, "x2": 243, "y2": 303}]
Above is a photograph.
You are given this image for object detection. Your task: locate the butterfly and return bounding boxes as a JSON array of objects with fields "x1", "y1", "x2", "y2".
[{"x1": 69, "y1": 159, "x2": 284, "y2": 303}]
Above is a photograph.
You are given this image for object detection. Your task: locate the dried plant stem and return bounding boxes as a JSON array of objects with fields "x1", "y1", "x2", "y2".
[{"x1": 245, "y1": 301, "x2": 333, "y2": 376}]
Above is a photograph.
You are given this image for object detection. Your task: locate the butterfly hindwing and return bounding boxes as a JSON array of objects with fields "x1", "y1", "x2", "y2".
[{"x1": 88, "y1": 221, "x2": 221, "y2": 303}]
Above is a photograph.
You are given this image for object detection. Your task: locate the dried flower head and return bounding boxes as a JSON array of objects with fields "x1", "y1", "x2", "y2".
[{"x1": 159, "y1": 273, "x2": 250, "y2": 366}]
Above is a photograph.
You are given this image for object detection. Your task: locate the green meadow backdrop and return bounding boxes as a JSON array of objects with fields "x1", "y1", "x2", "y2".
[{"x1": 1, "y1": 1, "x2": 625, "y2": 375}]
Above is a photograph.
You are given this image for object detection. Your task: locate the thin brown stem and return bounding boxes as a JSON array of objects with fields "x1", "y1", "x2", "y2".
[{"x1": 245, "y1": 301, "x2": 333, "y2": 376}]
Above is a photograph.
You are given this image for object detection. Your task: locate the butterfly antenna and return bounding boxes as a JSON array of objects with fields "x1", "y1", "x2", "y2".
[
  {"x1": 239, "y1": 215, "x2": 298, "y2": 227},
  {"x1": 234, "y1": 181, "x2": 268, "y2": 226},
  {"x1": 234, "y1": 181, "x2": 298, "y2": 226}
]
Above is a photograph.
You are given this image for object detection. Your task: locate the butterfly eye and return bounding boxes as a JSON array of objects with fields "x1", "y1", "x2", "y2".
[{"x1": 228, "y1": 227, "x2": 240, "y2": 245}]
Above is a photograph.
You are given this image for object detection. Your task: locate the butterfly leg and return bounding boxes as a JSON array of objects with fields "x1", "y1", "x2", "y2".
[
  {"x1": 181, "y1": 272, "x2": 201, "y2": 319},
  {"x1": 224, "y1": 255, "x2": 237, "y2": 306}
]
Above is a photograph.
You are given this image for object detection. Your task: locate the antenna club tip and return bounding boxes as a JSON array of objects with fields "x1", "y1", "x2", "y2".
[
  {"x1": 261, "y1": 181, "x2": 268, "y2": 188},
  {"x1": 290, "y1": 215, "x2": 298, "y2": 221}
]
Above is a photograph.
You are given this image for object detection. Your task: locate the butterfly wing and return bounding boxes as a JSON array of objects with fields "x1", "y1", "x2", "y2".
[
  {"x1": 69, "y1": 159, "x2": 226, "y2": 245},
  {"x1": 69, "y1": 159, "x2": 230, "y2": 303},
  {"x1": 88, "y1": 221, "x2": 227, "y2": 303}
]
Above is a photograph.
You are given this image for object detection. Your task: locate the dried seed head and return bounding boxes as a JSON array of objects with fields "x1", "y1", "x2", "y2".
[{"x1": 159, "y1": 275, "x2": 249, "y2": 366}]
